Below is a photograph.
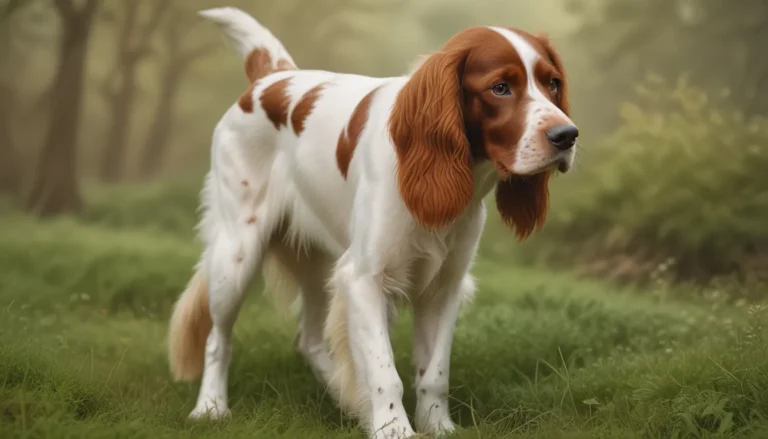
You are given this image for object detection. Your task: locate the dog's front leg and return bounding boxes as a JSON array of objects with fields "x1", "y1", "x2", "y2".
[
  {"x1": 412, "y1": 206, "x2": 485, "y2": 435},
  {"x1": 344, "y1": 268, "x2": 415, "y2": 439},
  {"x1": 412, "y1": 275, "x2": 473, "y2": 435}
]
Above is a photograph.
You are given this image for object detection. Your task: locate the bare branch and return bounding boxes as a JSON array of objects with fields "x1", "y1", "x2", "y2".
[
  {"x1": 170, "y1": 41, "x2": 216, "y2": 72},
  {"x1": 116, "y1": 0, "x2": 168, "y2": 62},
  {"x1": 143, "y1": 0, "x2": 168, "y2": 38},
  {"x1": 160, "y1": 0, "x2": 215, "y2": 67},
  {"x1": 115, "y1": 0, "x2": 139, "y2": 63},
  {"x1": 132, "y1": 0, "x2": 168, "y2": 57}
]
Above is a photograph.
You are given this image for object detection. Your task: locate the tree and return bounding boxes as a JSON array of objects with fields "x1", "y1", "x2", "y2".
[
  {"x1": 0, "y1": 0, "x2": 36, "y2": 196},
  {"x1": 138, "y1": 2, "x2": 214, "y2": 179},
  {"x1": 0, "y1": 82, "x2": 18, "y2": 195},
  {"x1": 26, "y1": 0, "x2": 99, "y2": 216},
  {"x1": 570, "y1": 0, "x2": 768, "y2": 132},
  {"x1": 0, "y1": 0, "x2": 33, "y2": 19},
  {"x1": 99, "y1": 0, "x2": 167, "y2": 182}
]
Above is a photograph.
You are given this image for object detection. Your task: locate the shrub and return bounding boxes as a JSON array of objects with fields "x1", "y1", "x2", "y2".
[
  {"x1": 533, "y1": 74, "x2": 768, "y2": 290},
  {"x1": 79, "y1": 176, "x2": 203, "y2": 238}
]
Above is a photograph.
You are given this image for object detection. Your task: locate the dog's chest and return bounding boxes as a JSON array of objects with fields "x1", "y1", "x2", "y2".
[{"x1": 400, "y1": 229, "x2": 458, "y2": 298}]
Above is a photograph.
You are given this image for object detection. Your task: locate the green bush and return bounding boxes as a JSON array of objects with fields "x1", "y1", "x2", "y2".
[
  {"x1": 79, "y1": 176, "x2": 203, "y2": 238},
  {"x1": 532, "y1": 75, "x2": 768, "y2": 289}
]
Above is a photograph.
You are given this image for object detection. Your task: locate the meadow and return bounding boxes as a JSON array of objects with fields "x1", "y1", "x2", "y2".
[
  {"x1": 1, "y1": 175, "x2": 767, "y2": 439},
  {"x1": 2, "y1": 2, "x2": 767, "y2": 436}
]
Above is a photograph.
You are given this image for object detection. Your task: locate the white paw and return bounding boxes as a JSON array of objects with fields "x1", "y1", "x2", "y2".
[
  {"x1": 188, "y1": 400, "x2": 231, "y2": 420},
  {"x1": 371, "y1": 426, "x2": 415, "y2": 439},
  {"x1": 371, "y1": 416, "x2": 415, "y2": 439},
  {"x1": 415, "y1": 399, "x2": 455, "y2": 436},
  {"x1": 429, "y1": 418, "x2": 456, "y2": 437},
  {"x1": 416, "y1": 418, "x2": 455, "y2": 437}
]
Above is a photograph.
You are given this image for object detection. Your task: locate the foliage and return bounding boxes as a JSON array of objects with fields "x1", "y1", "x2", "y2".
[
  {"x1": 526, "y1": 76, "x2": 768, "y2": 290},
  {"x1": 79, "y1": 176, "x2": 202, "y2": 237},
  {"x1": 569, "y1": 0, "x2": 768, "y2": 134},
  {"x1": 1, "y1": 212, "x2": 768, "y2": 438}
]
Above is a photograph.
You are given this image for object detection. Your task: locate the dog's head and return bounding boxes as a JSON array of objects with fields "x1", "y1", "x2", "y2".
[{"x1": 390, "y1": 26, "x2": 576, "y2": 238}]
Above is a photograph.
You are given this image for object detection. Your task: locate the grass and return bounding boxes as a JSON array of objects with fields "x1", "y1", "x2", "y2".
[{"x1": 1, "y1": 208, "x2": 768, "y2": 438}]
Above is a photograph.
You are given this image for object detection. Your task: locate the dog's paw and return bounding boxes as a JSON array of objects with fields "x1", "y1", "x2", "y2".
[
  {"x1": 415, "y1": 398, "x2": 455, "y2": 436},
  {"x1": 188, "y1": 401, "x2": 231, "y2": 421},
  {"x1": 370, "y1": 416, "x2": 416, "y2": 439},
  {"x1": 429, "y1": 419, "x2": 456, "y2": 437}
]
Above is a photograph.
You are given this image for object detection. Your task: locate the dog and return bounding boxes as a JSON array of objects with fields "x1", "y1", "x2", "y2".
[{"x1": 167, "y1": 7, "x2": 577, "y2": 438}]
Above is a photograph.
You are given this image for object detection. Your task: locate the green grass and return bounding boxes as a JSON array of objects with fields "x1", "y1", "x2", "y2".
[{"x1": 1, "y1": 212, "x2": 767, "y2": 438}]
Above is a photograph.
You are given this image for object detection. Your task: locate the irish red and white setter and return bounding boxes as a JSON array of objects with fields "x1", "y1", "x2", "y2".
[{"x1": 168, "y1": 7, "x2": 578, "y2": 438}]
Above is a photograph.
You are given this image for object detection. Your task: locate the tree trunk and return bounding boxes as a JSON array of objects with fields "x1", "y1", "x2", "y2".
[
  {"x1": 98, "y1": 0, "x2": 168, "y2": 182},
  {"x1": 0, "y1": 84, "x2": 19, "y2": 195},
  {"x1": 99, "y1": 64, "x2": 137, "y2": 181},
  {"x1": 0, "y1": 15, "x2": 19, "y2": 196},
  {"x1": 138, "y1": 64, "x2": 182, "y2": 178},
  {"x1": 26, "y1": 1, "x2": 98, "y2": 216}
]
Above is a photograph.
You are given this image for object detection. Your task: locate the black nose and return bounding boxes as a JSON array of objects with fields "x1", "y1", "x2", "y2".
[{"x1": 546, "y1": 124, "x2": 579, "y2": 150}]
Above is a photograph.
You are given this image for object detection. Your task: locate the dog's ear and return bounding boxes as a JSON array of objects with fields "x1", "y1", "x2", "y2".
[
  {"x1": 389, "y1": 49, "x2": 473, "y2": 230},
  {"x1": 496, "y1": 172, "x2": 550, "y2": 240}
]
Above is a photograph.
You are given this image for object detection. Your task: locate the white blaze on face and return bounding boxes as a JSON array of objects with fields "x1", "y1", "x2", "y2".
[{"x1": 488, "y1": 26, "x2": 576, "y2": 175}]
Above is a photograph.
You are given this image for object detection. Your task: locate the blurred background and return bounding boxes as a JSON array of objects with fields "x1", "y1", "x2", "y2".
[
  {"x1": 1, "y1": 1, "x2": 768, "y2": 437},
  {"x1": 3, "y1": 0, "x2": 766, "y2": 296}
]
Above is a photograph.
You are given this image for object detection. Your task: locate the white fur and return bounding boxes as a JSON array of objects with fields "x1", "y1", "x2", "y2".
[
  {"x1": 489, "y1": 26, "x2": 576, "y2": 174},
  {"x1": 171, "y1": 8, "x2": 571, "y2": 439},
  {"x1": 198, "y1": 7, "x2": 295, "y2": 67}
]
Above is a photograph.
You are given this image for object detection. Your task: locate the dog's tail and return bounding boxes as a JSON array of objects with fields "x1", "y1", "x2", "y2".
[
  {"x1": 198, "y1": 7, "x2": 297, "y2": 82},
  {"x1": 168, "y1": 265, "x2": 212, "y2": 382}
]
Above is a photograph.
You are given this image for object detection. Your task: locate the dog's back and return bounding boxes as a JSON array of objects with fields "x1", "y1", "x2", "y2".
[{"x1": 169, "y1": 7, "x2": 395, "y2": 394}]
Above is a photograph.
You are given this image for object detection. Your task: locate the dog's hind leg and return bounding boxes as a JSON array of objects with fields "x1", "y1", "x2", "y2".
[
  {"x1": 294, "y1": 260, "x2": 335, "y2": 384},
  {"x1": 265, "y1": 237, "x2": 335, "y2": 385},
  {"x1": 188, "y1": 129, "x2": 276, "y2": 420}
]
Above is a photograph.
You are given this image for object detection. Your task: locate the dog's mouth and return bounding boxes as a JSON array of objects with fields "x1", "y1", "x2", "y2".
[
  {"x1": 495, "y1": 155, "x2": 573, "y2": 179},
  {"x1": 551, "y1": 150, "x2": 575, "y2": 174}
]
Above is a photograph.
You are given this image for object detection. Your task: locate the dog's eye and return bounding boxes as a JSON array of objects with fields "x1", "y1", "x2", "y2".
[
  {"x1": 490, "y1": 82, "x2": 510, "y2": 96},
  {"x1": 548, "y1": 78, "x2": 561, "y2": 94}
]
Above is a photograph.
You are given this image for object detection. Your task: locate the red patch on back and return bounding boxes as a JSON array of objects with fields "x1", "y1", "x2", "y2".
[
  {"x1": 336, "y1": 86, "x2": 380, "y2": 179},
  {"x1": 238, "y1": 50, "x2": 297, "y2": 114},
  {"x1": 291, "y1": 82, "x2": 327, "y2": 135},
  {"x1": 238, "y1": 82, "x2": 257, "y2": 113},
  {"x1": 259, "y1": 78, "x2": 292, "y2": 130}
]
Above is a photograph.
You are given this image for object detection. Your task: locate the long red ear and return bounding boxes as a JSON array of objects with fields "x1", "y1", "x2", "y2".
[
  {"x1": 389, "y1": 50, "x2": 473, "y2": 229},
  {"x1": 537, "y1": 34, "x2": 570, "y2": 116},
  {"x1": 496, "y1": 172, "x2": 550, "y2": 240}
]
